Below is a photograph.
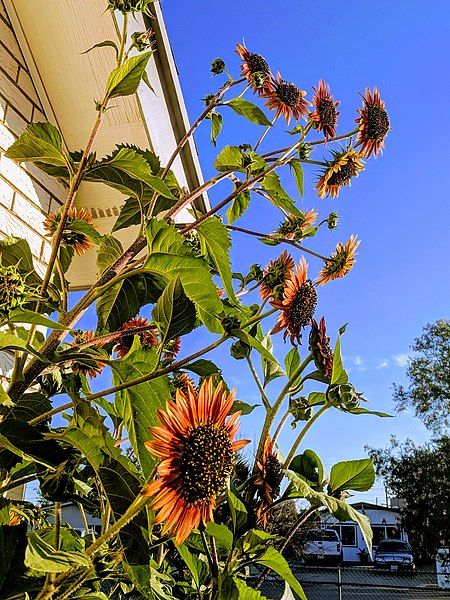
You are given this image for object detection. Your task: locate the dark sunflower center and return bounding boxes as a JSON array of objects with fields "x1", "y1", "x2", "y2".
[
  {"x1": 327, "y1": 159, "x2": 359, "y2": 187},
  {"x1": 288, "y1": 280, "x2": 317, "y2": 331},
  {"x1": 247, "y1": 52, "x2": 270, "y2": 75},
  {"x1": 61, "y1": 231, "x2": 88, "y2": 246},
  {"x1": 318, "y1": 98, "x2": 337, "y2": 126},
  {"x1": 276, "y1": 81, "x2": 300, "y2": 108},
  {"x1": 367, "y1": 104, "x2": 389, "y2": 141},
  {"x1": 263, "y1": 455, "x2": 282, "y2": 499},
  {"x1": 180, "y1": 423, "x2": 233, "y2": 504}
]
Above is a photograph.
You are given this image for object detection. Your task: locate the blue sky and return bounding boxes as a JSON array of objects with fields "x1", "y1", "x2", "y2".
[{"x1": 28, "y1": 2, "x2": 450, "y2": 506}]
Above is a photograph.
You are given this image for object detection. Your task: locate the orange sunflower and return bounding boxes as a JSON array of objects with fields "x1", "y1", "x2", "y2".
[
  {"x1": 44, "y1": 208, "x2": 96, "y2": 255},
  {"x1": 255, "y1": 436, "x2": 282, "y2": 526},
  {"x1": 309, "y1": 317, "x2": 333, "y2": 379},
  {"x1": 316, "y1": 235, "x2": 360, "y2": 286},
  {"x1": 236, "y1": 42, "x2": 273, "y2": 94},
  {"x1": 263, "y1": 73, "x2": 310, "y2": 124},
  {"x1": 271, "y1": 257, "x2": 317, "y2": 344},
  {"x1": 259, "y1": 250, "x2": 295, "y2": 302},
  {"x1": 70, "y1": 330, "x2": 105, "y2": 378},
  {"x1": 315, "y1": 148, "x2": 365, "y2": 198},
  {"x1": 142, "y1": 379, "x2": 249, "y2": 545},
  {"x1": 115, "y1": 317, "x2": 158, "y2": 358},
  {"x1": 310, "y1": 80, "x2": 340, "y2": 141},
  {"x1": 355, "y1": 88, "x2": 390, "y2": 158},
  {"x1": 276, "y1": 209, "x2": 319, "y2": 240}
]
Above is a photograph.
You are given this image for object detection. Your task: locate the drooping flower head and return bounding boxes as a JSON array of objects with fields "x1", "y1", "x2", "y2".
[
  {"x1": 263, "y1": 73, "x2": 310, "y2": 124},
  {"x1": 44, "y1": 208, "x2": 97, "y2": 255},
  {"x1": 271, "y1": 257, "x2": 318, "y2": 344},
  {"x1": 355, "y1": 88, "x2": 390, "y2": 157},
  {"x1": 310, "y1": 80, "x2": 340, "y2": 141},
  {"x1": 236, "y1": 43, "x2": 273, "y2": 94},
  {"x1": 316, "y1": 235, "x2": 360, "y2": 286},
  {"x1": 115, "y1": 316, "x2": 158, "y2": 358},
  {"x1": 254, "y1": 436, "x2": 282, "y2": 526},
  {"x1": 309, "y1": 317, "x2": 333, "y2": 379},
  {"x1": 70, "y1": 331, "x2": 105, "y2": 378},
  {"x1": 142, "y1": 379, "x2": 249, "y2": 545},
  {"x1": 276, "y1": 210, "x2": 318, "y2": 241},
  {"x1": 316, "y1": 149, "x2": 365, "y2": 198},
  {"x1": 259, "y1": 250, "x2": 295, "y2": 302}
]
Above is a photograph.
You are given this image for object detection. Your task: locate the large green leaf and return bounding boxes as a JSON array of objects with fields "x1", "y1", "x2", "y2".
[
  {"x1": 210, "y1": 112, "x2": 223, "y2": 146},
  {"x1": 25, "y1": 531, "x2": 90, "y2": 573},
  {"x1": 0, "y1": 523, "x2": 28, "y2": 596},
  {"x1": 5, "y1": 122, "x2": 70, "y2": 168},
  {"x1": 0, "y1": 237, "x2": 42, "y2": 287},
  {"x1": 111, "y1": 195, "x2": 142, "y2": 232},
  {"x1": 227, "y1": 490, "x2": 247, "y2": 533},
  {"x1": 8, "y1": 308, "x2": 72, "y2": 330},
  {"x1": 197, "y1": 217, "x2": 237, "y2": 302},
  {"x1": 112, "y1": 344, "x2": 172, "y2": 478},
  {"x1": 214, "y1": 145, "x2": 244, "y2": 172},
  {"x1": 105, "y1": 51, "x2": 153, "y2": 98},
  {"x1": 286, "y1": 471, "x2": 373, "y2": 553},
  {"x1": 206, "y1": 522, "x2": 233, "y2": 551},
  {"x1": 261, "y1": 172, "x2": 303, "y2": 217},
  {"x1": 86, "y1": 146, "x2": 176, "y2": 200},
  {"x1": 331, "y1": 335, "x2": 348, "y2": 385},
  {"x1": 256, "y1": 547, "x2": 307, "y2": 600},
  {"x1": 226, "y1": 98, "x2": 272, "y2": 126},
  {"x1": 328, "y1": 458, "x2": 375, "y2": 495},
  {"x1": 0, "y1": 333, "x2": 49, "y2": 362},
  {"x1": 152, "y1": 276, "x2": 197, "y2": 344},
  {"x1": 229, "y1": 578, "x2": 268, "y2": 600},
  {"x1": 233, "y1": 330, "x2": 282, "y2": 368},
  {"x1": 226, "y1": 190, "x2": 251, "y2": 223},
  {"x1": 289, "y1": 159, "x2": 304, "y2": 198},
  {"x1": 145, "y1": 219, "x2": 223, "y2": 333},
  {"x1": 290, "y1": 449, "x2": 325, "y2": 489}
]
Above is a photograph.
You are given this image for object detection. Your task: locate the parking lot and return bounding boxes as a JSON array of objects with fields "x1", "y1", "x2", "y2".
[{"x1": 259, "y1": 566, "x2": 450, "y2": 599}]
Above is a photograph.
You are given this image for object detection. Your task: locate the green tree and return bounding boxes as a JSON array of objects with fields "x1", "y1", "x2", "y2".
[
  {"x1": 369, "y1": 436, "x2": 450, "y2": 561},
  {"x1": 393, "y1": 319, "x2": 450, "y2": 434}
]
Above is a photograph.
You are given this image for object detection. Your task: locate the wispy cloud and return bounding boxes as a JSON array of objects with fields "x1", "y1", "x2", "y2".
[
  {"x1": 376, "y1": 359, "x2": 389, "y2": 369},
  {"x1": 392, "y1": 353, "x2": 409, "y2": 367}
]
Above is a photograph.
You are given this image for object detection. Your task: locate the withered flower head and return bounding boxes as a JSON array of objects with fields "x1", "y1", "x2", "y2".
[
  {"x1": 309, "y1": 317, "x2": 333, "y2": 379},
  {"x1": 355, "y1": 88, "x2": 390, "y2": 157},
  {"x1": 263, "y1": 73, "x2": 310, "y2": 124},
  {"x1": 115, "y1": 317, "x2": 158, "y2": 358},
  {"x1": 316, "y1": 235, "x2": 360, "y2": 286},
  {"x1": 310, "y1": 80, "x2": 340, "y2": 141},
  {"x1": 0, "y1": 264, "x2": 28, "y2": 318},
  {"x1": 271, "y1": 257, "x2": 317, "y2": 344},
  {"x1": 255, "y1": 436, "x2": 282, "y2": 526},
  {"x1": 276, "y1": 210, "x2": 318, "y2": 240},
  {"x1": 44, "y1": 208, "x2": 97, "y2": 255},
  {"x1": 142, "y1": 378, "x2": 249, "y2": 545},
  {"x1": 236, "y1": 43, "x2": 273, "y2": 94},
  {"x1": 316, "y1": 149, "x2": 365, "y2": 199},
  {"x1": 259, "y1": 250, "x2": 295, "y2": 302},
  {"x1": 70, "y1": 331, "x2": 105, "y2": 379},
  {"x1": 163, "y1": 337, "x2": 181, "y2": 362}
]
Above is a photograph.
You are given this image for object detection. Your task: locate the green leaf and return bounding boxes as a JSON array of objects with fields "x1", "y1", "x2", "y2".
[
  {"x1": 285, "y1": 346, "x2": 300, "y2": 380},
  {"x1": 210, "y1": 112, "x2": 223, "y2": 146},
  {"x1": 82, "y1": 40, "x2": 119, "y2": 57},
  {"x1": 290, "y1": 449, "x2": 325, "y2": 489},
  {"x1": 307, "y1": 391, "x2": 327, "y2": 406},
  {"x1": 231, "y1": 400, "x2": 258, "y2": 415},
  {"x1": 206, "y1": 522, "x2": 233, "y2": 551},
  {"x1": 289, "y1": 159, "x2": 304, "y2": 198},
  {"x1": 184, "y1": 359, "x2": 221, "y2": 377},
  {"x1": 286, "y1": 471, "x2": 373, "y2": 554},
  {"x1": 227, "y1": 490, "x2": 247, "y2": 533},
  {"x1": 5, "y1": 122, "x2": 69, "y2": 168},
  {"x1": 331, "y1": 335, "x2": 348, "y2": 385},
  {"x1": 8, "y1": 309, "x2": 72, "y2": 330},
  {"x1": 25, "y1": 531, "x2": 90, "y2": 573},
  {"x1": 152, "y1": 276, "x2": 197, "y2": 344},
  {"x1": 214, "y1": 145, "x2": 244, "y2": 172},
  {"x1": 0, "y1": 237, "x2": 42, "y2": 287},
  {"x1": 226, "y1": 98, "x2": 272, "y2": 126},
  {"x1": 0, "y1": 388, "x2": 13, "y2": 408},
  {"x1": 0, "y1": 333, "x2": 49, "y2": 362},
  {"x1": 261, "y1": 332, "x2": 284, "y2": 386},
  {"x1": 197, "y1": 217, "x2": 237, "y2": 302},
  {"x1": 226, "y1": 190, "x2": 251, "y2": 224},
  {"x1": 261, "y1": 172, "x2": 303, "y2": 217},
  {"x1": 112, "y1": 345, "x2": 172, "y2": 477},
  {"x1": 233, "y1": 330, "x2": 282, "y2": 368},
  {"x1": 177, "y1": 544, "x2": 202, "y2": 587},
  {"x1": 111, "y1": 196, "x2": 142, "y2": 232},
  {"x1": 232, "y1": 578, "x2": 269, "y2": 600},
  {"x1": 328, "y1": 458, "x2": 375, "y2": 495},
  {"x1": 0, "y1": 523, "x2": 27, "y2": 595},
  {"x1": 256, "y1": 547, "x2": 307, "y2": 600},
  {"x1": 145, "y1": 219, "x2": 223, "y2": 333},
  {"x1": 345, "y1": 407, "x2": 392, "y2": 417},
  {"x1": 87, "y1": 146, "x2": 176, "y2": 200},
  {"x1": 105, "y1": 51, "x2": 153, "y2": 98}
]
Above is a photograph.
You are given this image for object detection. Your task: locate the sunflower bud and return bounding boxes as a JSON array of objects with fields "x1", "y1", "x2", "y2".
[
  {"x1": 203, "y1": 93, "x2": 215, "y2": 108},
  {"x1": 108, "y1": 0, "x2": 152, "y2": 13},
  {"x1": 309, "y1": 317, "x2": 333, "y2": 379},
  {"x1": 131, "y1": 30, "x2": 152, "y2": 52},
  {"x1": 0, "y1": 264, "x2": 28, "y2": 319},
  {"x1": 230, "y1": 339, "x2": 250, "y2": 360},
  {"x1": 222, "y1": 316, "x2": 241, "y2": 334},
  {"x1": 326, "y1": 211, "x2": 339, "y2": 230},
  {"x1": 298, "y1": 143, "x2": 311, "y2": 160},
  {"x1": 327, "y1": 383, "x2": 364, "y2": 411},
  {"x1": 210, "y1": 58, "x2": 226, "y2": 76},
  {"x1": 289, "y1": 396, "x2": 313, "y2": 427}
]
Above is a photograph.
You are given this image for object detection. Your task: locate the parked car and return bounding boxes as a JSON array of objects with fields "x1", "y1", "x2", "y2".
[
  {"x1": 374, "y1": 539, "x2": 415, "y2": 571},
  {"x1": 302, "y1": 528, "x2": 342, "y2": 564}
]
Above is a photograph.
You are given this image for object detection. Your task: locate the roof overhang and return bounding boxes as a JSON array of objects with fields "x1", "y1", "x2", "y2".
[{"x1": 5, "y1": 0, "x2": 207, "y2": 288}]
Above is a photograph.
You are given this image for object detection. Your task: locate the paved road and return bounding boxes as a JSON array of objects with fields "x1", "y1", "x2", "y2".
[{"x1": 259, "y1": 566, "x2": 450, "y2": 600}]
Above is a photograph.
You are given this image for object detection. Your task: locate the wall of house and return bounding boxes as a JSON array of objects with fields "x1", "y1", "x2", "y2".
[{"x1": 0, "y1": 0, "x2": 66, "y2": 387}]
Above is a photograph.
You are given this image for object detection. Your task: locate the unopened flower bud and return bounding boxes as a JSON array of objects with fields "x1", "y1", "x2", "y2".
[
  {"x1": 211, "y1": 58, "x2": 226, "y2": 76},
  {"x1": 131, "y1": 30, "x2": 153, "y2": 52},
  {"x1": 298, "y1": 143, "x2": 311, "y2": 160},
  {"x1": 326, "y1": 211, "x2": 339, "y2": 230}
]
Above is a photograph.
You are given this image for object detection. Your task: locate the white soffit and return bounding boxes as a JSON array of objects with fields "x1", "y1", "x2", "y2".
[{"x1": 5, "y1": 0, "x2": 206, "y2": 289}]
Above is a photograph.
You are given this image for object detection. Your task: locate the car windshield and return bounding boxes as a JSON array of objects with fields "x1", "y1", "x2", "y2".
[
  {"x1": 377, "y1": 541, "x2": 410, "y2": 552},
  {"x1": 306, "y1": 529, "x2": 338, "y2": 541}
]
